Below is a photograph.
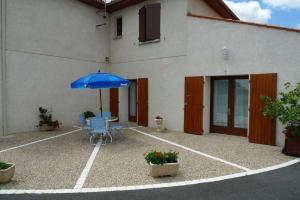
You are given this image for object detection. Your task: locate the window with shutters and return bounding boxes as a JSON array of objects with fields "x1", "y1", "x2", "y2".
[{"x1": 139, "y1": 3, "x2": 161, "y2": 43}]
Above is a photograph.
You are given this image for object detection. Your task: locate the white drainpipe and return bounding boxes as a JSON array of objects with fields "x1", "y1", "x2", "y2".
[{"x1": 1, "y1": 0, "x2": 7, "y2": 136}]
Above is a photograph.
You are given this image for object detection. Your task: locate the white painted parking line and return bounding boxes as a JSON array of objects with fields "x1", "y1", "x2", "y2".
[
  {"x1": 123, "y1": 126, "x2": 143, "y2": 130},
  {"x1": 246, "y1": 158, "x2": 300, "y2": 175},
  {"x1": 0, "y1": 128, "x2": 82, "y2": 154},
  {"x1": 74, "y1": 141, "x2": 101, "y2": 189},
  {"x1": 130, "y1": 128, "x2": 251, "y2": 171},
  {"x1": 1, "y1": 158, "x2": 299, "y2": 194}
]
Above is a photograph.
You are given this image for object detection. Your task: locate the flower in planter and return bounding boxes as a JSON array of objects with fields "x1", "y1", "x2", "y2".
[
  {"x1": 144, "y1": 150, "x2": 178, "y2": 165},
  {"x1": 0, "y1": 162, "x2": 12, "y2": 170},
  {"x1": 155, "y1": 115, "x2": 163, "y2": 120},
  {"x1": 155, "y1": 152, "x2": 162, "y2": 158},
  {"x1": 0, "y1": 161, "x2": 15, "y2": 184}
]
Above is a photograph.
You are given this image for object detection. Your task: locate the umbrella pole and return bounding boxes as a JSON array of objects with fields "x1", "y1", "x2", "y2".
[{"x1": 99, "y1": 89, "x2": 103, "y2": 116}]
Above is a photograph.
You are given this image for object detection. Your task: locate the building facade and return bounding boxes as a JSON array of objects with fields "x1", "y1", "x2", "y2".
[{"x1": 1, "y1": 0, "x2": 300, "y2": 146}]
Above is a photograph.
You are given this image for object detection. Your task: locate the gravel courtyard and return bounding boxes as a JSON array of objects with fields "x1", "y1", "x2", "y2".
[{"x1": 0, "y1": 125, "x2": 294, "y2": 190}]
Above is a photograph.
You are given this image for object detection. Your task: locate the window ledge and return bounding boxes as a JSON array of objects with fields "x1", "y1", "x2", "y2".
[
  {"x1": 138, "y1": 39, "x2": 160, "y2": 46},
  {"x1": 113, "y1": 36, "x2": 122, "y2": 40}
]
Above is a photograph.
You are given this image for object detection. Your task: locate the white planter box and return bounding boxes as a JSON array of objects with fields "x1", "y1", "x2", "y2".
[
  {"x1": 154, "y1": 118, "x2": 165, "y2": 132},
  {"x1": 149, "y1": 162, "x2": 179, "y2": 177},
  {"x1": 0, "y1": 163, "x2": 15, "y2": 184}
]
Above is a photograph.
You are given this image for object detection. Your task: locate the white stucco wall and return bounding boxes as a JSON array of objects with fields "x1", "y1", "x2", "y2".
[
  {"x1": 187, "y1": 17, "x2": 300, "y2": 145},
  {"x1": 110, "y1": 0, "x2": 300, "y2": 146},
  {"x1": 109, "y1": 0, "x2": 188, "y2": 131},
  {"x1": 187, "y1": 0, "x2": 221, "y2": 17},
  {"x1": 109, "y1": 0, "x2": 187, "y2": 62},
  {"x1": 3, "y1": 0, "x2": 110, "y2": 133},
  {"x1": 2, "y1": 0, "x2": 299, "y2": 146}
]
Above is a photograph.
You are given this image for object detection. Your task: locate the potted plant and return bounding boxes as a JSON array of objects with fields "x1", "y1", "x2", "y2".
[
  {"x1": 154, "y1": 115, "x2": 164, "y2": 132},
  {"x1": 83, "y1": 111, "x2": 96, "y2": 119},
  {"x1": 262, "y1": 82, "x2": 300, "y2": 156},
  {"x1": 144, "y1": 150, "x2": 179, "y2": 177},
  {"x1": 83, "y1": 111, "x2": 96, "y2": 126},
  {"x1": 37, "y1": 107, "x2": 60, "y2": 131},
  {"x1": 0, "y1": 162, "x2": 15, "y2": 184}
]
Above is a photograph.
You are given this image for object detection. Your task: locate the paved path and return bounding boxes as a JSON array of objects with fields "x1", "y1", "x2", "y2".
[{"x1": 1, "y1": 163, "x2": 300, "y2": 200}]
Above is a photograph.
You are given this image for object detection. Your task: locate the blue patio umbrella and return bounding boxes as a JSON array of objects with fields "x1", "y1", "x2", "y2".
[{"x1": 71, "y1": 72, "x2": 130, "y2": 115}]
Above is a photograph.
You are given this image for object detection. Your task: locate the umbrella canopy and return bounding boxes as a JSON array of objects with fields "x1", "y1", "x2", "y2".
[
  {"x1": 71, "y1": 72, "x2": 130, "y2": 89},
  {"x1": 70, "y1": 72, "x2": 130, "y2": 115}
]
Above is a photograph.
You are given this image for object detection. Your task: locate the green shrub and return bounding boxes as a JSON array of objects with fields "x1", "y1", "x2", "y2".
[
  {"x1": 144, "y1": 150, "x2": 178, "y2": 165},
  {"x1": 83, "y1": 111, "x2": 96, "y2": 119},
  {"x1": 262, "y1": 82, "x2": 300, "y2": 137},
  {"x1": 0, "y1": 162, "x2": 12, "y2": 170},
  {"x1": 38, "y1": 107, "x2": 52, "y2": 126}
]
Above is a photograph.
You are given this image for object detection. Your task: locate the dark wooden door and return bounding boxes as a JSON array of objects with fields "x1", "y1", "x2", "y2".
[
  {"x1": 184, "y1": 77, "x2": 204, "y2": 135},
  {"x1": 128, "y1": 79, "x2": 137, "y2": 122},
  {"x1": 249, "y1": 73, "x2": 277, "y2": 145},
  {"x1": 110, "y1": 88, "x2": 119, "y2": 119},
  {"x1": 138, "y1": 78, "x2": 148, "y2": 126},
  {"x1": 210, "y1": 76, "x2": 249, "y2": 137}
]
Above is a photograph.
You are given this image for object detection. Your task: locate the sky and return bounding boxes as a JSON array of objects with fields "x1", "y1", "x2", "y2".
[{"x1": 224, "y1": 0, "x2": 300, "y2": 29}]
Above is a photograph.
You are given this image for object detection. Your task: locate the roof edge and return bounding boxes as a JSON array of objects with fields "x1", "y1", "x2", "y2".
[
  {"x1": 78, "y1": 0, "x2": 104, "y2": 9},
  {"x1": 203, "y1": 0, "x2": 239, "y2": 20},
  {"x1": 78, "y1": 0, "x2": 239, "y2": 19},
  {"x1": 107, "y1": 0, "x2": 145, "y2": 12},
  {"x1": 187, "y1": 13, "x2": 300, "y2": 34}
]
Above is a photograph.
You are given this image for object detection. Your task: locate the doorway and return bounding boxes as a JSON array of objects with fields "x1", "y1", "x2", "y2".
[
  {"x1": 110, "y1": 88, "x2": 119, "y2": 120},
  {"x1": 210, "y1": 76, "x2": 249, "y2": 136},
  {"x1": 128, "y1": 79, "x2": 137, "y2": 122},
  {"x1": 184, "y1": 76, "x2": 204, "y2": 135}
]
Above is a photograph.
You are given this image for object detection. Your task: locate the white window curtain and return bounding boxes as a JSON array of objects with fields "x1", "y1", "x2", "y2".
[
  {"x1": 213, "y1": 80, "x2": 228, "y2": 127},
  {"x1": 234, "y1": 79, "x2": 249, "y2": 128}
]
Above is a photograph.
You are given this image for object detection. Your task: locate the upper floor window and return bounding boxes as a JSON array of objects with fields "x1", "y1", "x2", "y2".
[
  {"x1": 116, "y1": 17, "x2": 122, "y2": 37},
  {"x1": 113, "y1": 17, "x2": 122, "y2": 39},
  {"x1": 139, "y1": 3, "x2": 161, "y2": 43}
]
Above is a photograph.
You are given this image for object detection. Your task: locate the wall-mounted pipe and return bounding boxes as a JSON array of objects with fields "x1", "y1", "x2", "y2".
[{"x1": 1, "y1": 0, "x2": 7, "y2": 136}]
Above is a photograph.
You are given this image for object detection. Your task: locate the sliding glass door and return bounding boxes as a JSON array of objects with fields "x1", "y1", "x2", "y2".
[{"x1": 210, "y1": 76, "x2": 249, "y2": 136}]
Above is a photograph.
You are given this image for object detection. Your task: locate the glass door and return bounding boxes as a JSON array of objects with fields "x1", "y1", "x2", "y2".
[
  {"x1": 212, "y1": 79, "x2": 228, "y2": 127},
  {"x1": 234, "y1": 79, "x2": 249, "y2": 130},
  {"x1": 210, "y1": 76, "x2": 249, "y2": 136}
]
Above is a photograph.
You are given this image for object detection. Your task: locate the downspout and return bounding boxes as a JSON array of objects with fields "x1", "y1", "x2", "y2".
[{"x1": 0, "y1": 0, "x2": 7, "y2": 136}]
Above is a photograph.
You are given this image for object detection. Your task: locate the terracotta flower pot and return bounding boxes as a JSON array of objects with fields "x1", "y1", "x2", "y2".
[
  {"x1": 39, "y1": 124, "x2": 54, "y2": 131},
  {"x1": 0, "y1": 163, "x2": 15, "y2": 184},
  {"x1": 282, "y1": 136, "x2": 300, "y2": 157},
  {"x1": 149, "y1": 162, "x2": 179, "y2": 177}
]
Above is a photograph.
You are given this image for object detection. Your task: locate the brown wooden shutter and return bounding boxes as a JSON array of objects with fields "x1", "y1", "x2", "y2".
[
  {"x1": 184, "y1": 77, "x2": 204, "y2": 135},
  {"x1": 249, "y1": 73, "x2": 277, "y2": 145},
  {"x1": 110, "y1": 88, "x2": 119, "y2": 119},
  {"x1": 138, "y1": 78, "x2": 148, "y2": 126},
  {"x1": 145, "y1": 3, "x2": 161, "y2": 41},
  {"x1": 139, "y1": 7, "x2": 146, "y2": 42}
]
